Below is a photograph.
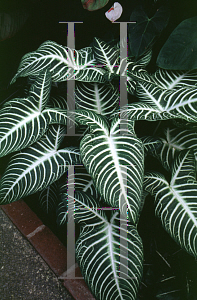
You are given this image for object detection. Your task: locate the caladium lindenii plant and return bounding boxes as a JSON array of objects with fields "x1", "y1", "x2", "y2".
[{"x1": 1, "y1": 4, "x2": 197, "y2": 300}]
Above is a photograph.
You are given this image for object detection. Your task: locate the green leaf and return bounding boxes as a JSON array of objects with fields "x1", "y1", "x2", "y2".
[
  {"x1": 131, "y1": 48, "x2": 153, "y2": 66},
  {"x1": 140, "y1": 136, "x2": 163, "y2": 155},
  {"x1": 127, "y1": 66, "x2": 156, "y2": 85},
  {"x1": 59, "y1": 190, "x2": 143, "y2": 300},
  {"x1": 127, "y1": 79, "x2": 136, "y2": 95},
  {"x1": 93, "y1": 37, "x2": 119, "y2": 75},
  {"x1": 60, "y1": 166, "x2": 99, "y2": 198},
  {"x1": 38, "y1": 181, "x2": 59, "y2": 214},
  {"x1": 120, "y1": 102, "x2": 173, "y2": 122},
  {"x1": 0, "y1": 70, "x2": 52, "y2": 157},
  {"x1": 157, "y1": 16, "x2": 197, "y2": 70},
  {"x1": 81, "y1": 0, "x2": 109, "y2": 11},
  {"x1": 136, "y1": 82, "x2": 197, "y2": 122},
  {"x1": 0, "y1": 71, "x2": 72, "y2": 158},
  {"x1": 57, "y1": 166, "x2": 103, "y2": 226},
  {"x1": 75, "y1": 82, "x2": 119, "y2": 118},
  {"x1": 144, "y1": 128, "x2": 197, "y2": 172},
  {"x1": 57, "y1": 190, "x2": 143, "y2": 300},
  {"x1": 11, "y1": 41, "x2": 106, "y2": 84},
  {"x1": 0, "y1": 125, "x2": 81, "y2": 205},
  {"x1": 152, "y1": 69, "x2": 197, "y2": 89},
  {"x1": 74, "y1": 110, "x2": 144, "y2": 224},
  {"x1": 75, "y1": 192, "x2": 143, "y2": 300},
  {"x1": 144, "y1": 150, "x2": 197, "y2": 258},
  {"x1": 128, "y1": 6, "x2": 170, "y2": 58},
  {"x1": 162, "y1": 128, "x2": 197, "y2": 162},
  {"x1": 47, "y1": 95, "x2": 68, "y2": 109}
]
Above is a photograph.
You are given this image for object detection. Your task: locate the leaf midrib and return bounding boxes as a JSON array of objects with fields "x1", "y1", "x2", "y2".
[{"x1": 0, "y1": 111, "x2": 40, "y2": 145}]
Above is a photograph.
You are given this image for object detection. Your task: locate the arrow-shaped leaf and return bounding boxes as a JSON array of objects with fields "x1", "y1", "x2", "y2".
[
  {"x1": 74, "y1": 191, "x2": 143, "y2": 300},
  {"x1": 74, "y1": 110, "x2": 144, "y2": 224}
]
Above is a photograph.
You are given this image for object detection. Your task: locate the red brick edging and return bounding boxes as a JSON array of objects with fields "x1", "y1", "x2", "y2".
[{"x1": 1, "y1": 200, "x2": 95, "y2": 300}]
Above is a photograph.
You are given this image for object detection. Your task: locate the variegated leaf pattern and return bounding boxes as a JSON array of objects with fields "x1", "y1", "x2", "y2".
[
  {"x1": 57, "y1": 190, "x2": 143, "y2": 299},
  {"x1": 127, "y1": 49, "x2": 153, "y2": 72},
  {"x1": 74, "y1": 192, "x2": 143, "y2": 300},
  {"x1": 162, "y1": 128, "x2": 197, "y2": 162},
  {"x1": 133, "y1": 48, "x2": 152, "y2": 67},
  {"x1": 140, "y1": 136, "x2": 163, "y2": 155},
  {"x1": 46, "y1": 94, "x2": 76, "y2": 128},
  {"x1": 0, "y1": 71, "x2": 71, "y2": 158},
  {"x1": 0, "y1": 70, "x2": 51, "y2": 157},
  {"x1": 74, "y1": 110, "x2": 144, "y2": 224},
  {"x1": 152, "y1": 69, "x2": 197, "y2": 89},
  {"x1": 57, "y1": 189, "x2": 105, "y2": 226},
  {"x1": 60, "y1": 166, "x2": 98, "y2": 198},
  {"x1": 127, "y1": 78, "x2": 136, "y2": 95},
  {"x1": 120, "y1": 50, "x2": 153, "y2": 90},
  {"x1": 47, "y1": 95, "x2": 68, "y2": 110},
  {"x1": 121, "y1": 82, "x2": 197, "y2": 122},
  {"x1": 57, "y1": 166, "x2": 100, "y2": 225},
  {"x1": 70, "y1": 109, "x2": 110, "y2": 133},
  {"x1": 127, "y1": 65, "x2": 156, "y2": 84},
  {"x1": 0, "y1": 125, "x2": 81, "y2": 205},
  {"x1": 93, "y1": 37, "x2": 120, "y2": 74},
  {"x1": 119, "y1": 102, "x2": 173, "y2": 122},
  {"x1": 141, "y1": 128, "x2": 197, "y2": 172},
  {"x1": 75, "y1": 82, "x2": 119, "y2": 117},
  {"x1": 38, "y1": 181, "x2": 59, "y2": 214},
  {"x1": 136, "y1": 82, "x2": 197, "y2": 122},
  {"x1": 11, "y1": 41, "x2": 107, "y2": 84},
  {"x1": 140, "y1": 135, "x2": 173, "y2": 172},
  {"x1": 144, "y1": 150, "x2": 197, "y2": 258}
]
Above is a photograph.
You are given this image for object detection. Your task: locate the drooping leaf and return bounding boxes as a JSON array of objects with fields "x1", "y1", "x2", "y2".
[
  {"x1": 11, "y1": 41, "x2": 106, "y2": 84},
  {"x1": 157, "y1": 16, "x2": 197, "y2": 70},
  {"x1": 73, "y1": 110, "x2": 144, "y2": 224},
  {"x1": 144, "y1": 150, "x2": 197, "y2": 258},
  {"x1": 81, "y1": 0, "x2": 109, "y2": 11},
  {"x1": 0, "y1": 125, "x2": 81, "y2": 205},
  {"x1": 128, "y1": 6, "x2": 170, "y2": 58},
  {"x1": 75, "y1": 82, "x2": 119, "y2": 117},
  {"x1": 76, "y1": 193, "x2": 143, "y2": 300},
  {"x1": 59, "y1": 190, "x2": 143, "y2": 300}
]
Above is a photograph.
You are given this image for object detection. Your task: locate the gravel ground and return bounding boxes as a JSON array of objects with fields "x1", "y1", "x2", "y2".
[{"x1": 0, "y1": 208, "x2": 74, "y2": 300}]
